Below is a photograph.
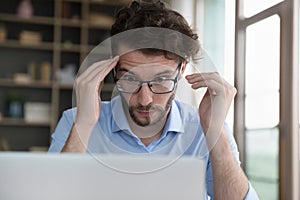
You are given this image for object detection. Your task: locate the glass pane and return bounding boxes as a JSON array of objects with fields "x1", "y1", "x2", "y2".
[
  {"x1": 246, "y1": 128, "x2": 279, "y2": 200},
  {"x1": 243, "y1": 0, "x2": 284, "y2": 18},
  {"x1": 245, "y1": 15, "x2": 280, "y2": 129},
  {"x1": 250, "y1": 180, "x2": 278, "y2": 200},
  {"x1": 245, "y1": 93, "x2": 279, "y2": 128}
]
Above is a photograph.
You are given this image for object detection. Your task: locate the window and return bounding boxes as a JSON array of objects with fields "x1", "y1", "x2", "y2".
[
  {"x1": 245, "y1": 15, "x2": 280, "y2": 198},
  {"x1": 193, "y1": 0, "x2": 299, "y2": 198},
  {"x1": 235, "y1": 0, "x2": 299, "y2": 199}
]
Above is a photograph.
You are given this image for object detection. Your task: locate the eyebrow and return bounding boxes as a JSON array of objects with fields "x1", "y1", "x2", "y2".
[{"x1": 117, "y1": 67, "x2": 176, "y2": 77}]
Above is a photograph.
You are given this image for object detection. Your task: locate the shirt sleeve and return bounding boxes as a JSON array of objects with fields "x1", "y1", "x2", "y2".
[
  {"x1": 48, "y1": 109, "x2": 76, "y2": 153},
  {"x1": 207, "y1": 123, "x2": 260, "y2": 199},
  {"x1": 244, "y1": 182, "x2": 260, "y2": 199}
]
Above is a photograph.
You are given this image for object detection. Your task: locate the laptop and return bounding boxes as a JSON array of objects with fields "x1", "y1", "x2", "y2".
[{"x1": 0, "y1": 152, "x2": 207, "y2": 200}]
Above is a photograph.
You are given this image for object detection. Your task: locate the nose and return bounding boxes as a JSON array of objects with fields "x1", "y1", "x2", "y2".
[{"x1": 137, "y1": 83, "x2": 153, "y2": 106}]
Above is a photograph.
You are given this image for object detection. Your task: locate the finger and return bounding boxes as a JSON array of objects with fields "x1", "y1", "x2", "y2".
[
  {"x1": 189, "y1": 79, "x2": 224, "y2": 91},
  {"x1": 98, "y1": 81, "x2": 104, "y2": 94},
  {"x1": 85, "y1": 56, "x2": 119, "y2": 85},
  {"x1": 76, "y1": 56, "x2": 119, "y2": 86},
  {"x1": 186, "y1": 73, "x2": 231, "y2": 90},
  {"x1": 78, "y1": 59, "x2": 112, "y2": 81},
  {"x1": 75, "y1": 57, "x2": 118, "y2": 103},
  {"x1": 186, "y1": 72, "x2": 226, "y2": 84},
  {"x1": 87, "y1": 60, "x2": 117, "y2": 99},
  {"x1": 83, "y1": 56, "x2": 118, "y2": 76},
  {"x1": 77, "y1": 56, "x2": 119, "y2": 82}
]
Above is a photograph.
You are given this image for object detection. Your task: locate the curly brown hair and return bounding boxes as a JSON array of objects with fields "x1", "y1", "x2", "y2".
[{"x1": 110, "y1": 0, "x2": 200, "y2": 62}]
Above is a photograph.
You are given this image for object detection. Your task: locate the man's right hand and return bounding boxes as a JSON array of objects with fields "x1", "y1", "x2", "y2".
[
  {"x1": 74, "y1": 56, "x2": 119, "y2": 131},
  {"x1": 62, "y1": 56, "x2": 119, "y2": 153}
]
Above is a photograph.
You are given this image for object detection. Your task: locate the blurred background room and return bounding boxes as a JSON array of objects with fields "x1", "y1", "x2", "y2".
[{"x1": 0, "y1": 0, "x2": 299, "y2": 199}]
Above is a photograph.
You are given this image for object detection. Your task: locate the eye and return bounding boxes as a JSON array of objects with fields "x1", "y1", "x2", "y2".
[
  {"x1": 124, "y1": 75, "x2": 138, "y2": 82},
  {"x1": 152, "y1": 76, "x2": 168, "y2": 83}
]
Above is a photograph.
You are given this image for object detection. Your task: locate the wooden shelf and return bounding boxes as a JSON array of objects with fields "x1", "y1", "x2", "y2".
[
  {"x1": 88, "y1": 0, "x2": 131, "y2": 6},
  {"x1": 0, "y1": 13, "x2": 54, "y2": 25},
  {"x1": 0, "y1": 118, "x2": 50, "y2": 127},
  {"x1": 0, "y1": 40, "x2": 54, "y2": 51},
  {"x1": 59, "y1": 19, "x2": 82, "y2": 28},
  {"x1": 0, "y1": 0, "x2": 124, "y2": 151},
  {"x1": 57, "y1": 83, "x2": 74, "y2": 90},
  {"x1": 58, "y1": 83, "x2": 115, "y2": 91},
  {"x1": 0, "y1": 79, "x2": 53, "y2": 89},
  {"x1": 63, "y1": 0, "x2": 82, "y2": 3},
  {"x1": 60, "y1": 44, "x2": 82, "y2": 52},
  {"x1": 0, "y1": 79, "x2": 114, "y2": 90},
  {"x1": 87, "y1": 21, "x2": 112, "y2": 29}
]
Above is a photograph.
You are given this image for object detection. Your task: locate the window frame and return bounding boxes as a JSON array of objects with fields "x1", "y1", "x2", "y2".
[{"x1": 234, "y1": 0, "x2": 299, "y2": 199}]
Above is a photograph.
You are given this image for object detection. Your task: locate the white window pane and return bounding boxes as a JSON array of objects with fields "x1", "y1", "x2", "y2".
[
  {"x1": 245, "y1": 93, "x2": 279, "y2": 128},
  {"x1": 298, "y1": 6, "x2": 300, "y2": 186},
  {"x1": 245, "y1": 15, "x2": 280, "y2": 128},
  {"x1": 246, "y1": 128, "x2": 279, "y2": 200},
  {"x1": 245, "y1": 15, "x2": 280, "y2": 94},
  {"x1": 298, "y1": 8, "x2": 300, "y2": 188},
  {"x1": 244, "y1": 0, "x2": 284, "y2": 18}
]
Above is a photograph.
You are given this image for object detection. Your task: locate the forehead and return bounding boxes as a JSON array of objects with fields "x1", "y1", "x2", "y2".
[{"x1": 119, "y1": 50, "x2": 178, "y2": 70}]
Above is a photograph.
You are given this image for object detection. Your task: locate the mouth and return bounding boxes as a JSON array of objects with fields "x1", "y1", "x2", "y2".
[{"x1": 136, "y1": 109, "x2": 155, "y2": 117}]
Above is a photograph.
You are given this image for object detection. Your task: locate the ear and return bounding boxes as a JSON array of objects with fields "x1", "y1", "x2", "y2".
[{"x1": 179, "y1": 61, "x2": 188, "y2": 79}]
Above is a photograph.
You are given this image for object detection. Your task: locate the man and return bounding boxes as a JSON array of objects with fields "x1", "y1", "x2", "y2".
[{"x1": 49, "y1": 0, "x2": 259, "y2": 199}]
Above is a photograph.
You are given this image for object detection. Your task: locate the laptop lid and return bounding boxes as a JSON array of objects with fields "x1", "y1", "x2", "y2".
[{"x1": 0, "y1": 152, "x2": 207, "y2": 200}]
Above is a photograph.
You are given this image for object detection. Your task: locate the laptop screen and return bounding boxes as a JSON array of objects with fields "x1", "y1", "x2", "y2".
[{"x1": 0, "y1": 152, "x2": 207, "y2": 200}]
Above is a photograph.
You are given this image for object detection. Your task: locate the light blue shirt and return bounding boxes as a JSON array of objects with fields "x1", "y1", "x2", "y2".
[{"x1": 49, "y1": 96, "x2": 259, "y2": 199}]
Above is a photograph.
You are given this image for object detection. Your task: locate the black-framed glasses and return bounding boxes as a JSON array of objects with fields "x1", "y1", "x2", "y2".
[{"x1": 113, "y1": 62, "x2": 182, "y2": 94}]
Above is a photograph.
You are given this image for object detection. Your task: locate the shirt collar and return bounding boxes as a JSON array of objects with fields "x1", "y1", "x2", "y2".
[
  {"x1": 163, "y1": 100, "x2": 184, "y2": 134},
  {"x1": 111, "y1": 96, "x2": 131, "y2": 133}
]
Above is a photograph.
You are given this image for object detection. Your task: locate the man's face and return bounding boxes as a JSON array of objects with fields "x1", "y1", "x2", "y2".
[{"x1": 116, "y1": 51, "x2": 184, "y2": 127}]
